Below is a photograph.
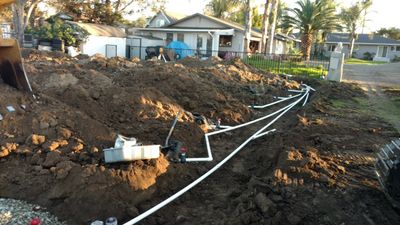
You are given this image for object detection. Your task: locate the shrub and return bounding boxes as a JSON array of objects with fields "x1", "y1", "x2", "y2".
[
  {"x1": 26, "y1": 19, "x2": 88, "y2": 46},
  {"x1": 392, "y1": 55, "x2": 400, "y2": 62},
  {"x1": 363, "y1": 51, "x2": 375, "y2": 60}
]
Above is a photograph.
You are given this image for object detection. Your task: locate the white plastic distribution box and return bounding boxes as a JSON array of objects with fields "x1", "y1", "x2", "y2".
[{"x1": 103, "y1": 145, "x2": 161, "y2": 163}]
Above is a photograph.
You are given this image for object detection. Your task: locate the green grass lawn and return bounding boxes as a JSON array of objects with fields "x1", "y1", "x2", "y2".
[
  {"x1": 244, "y1": 57, "x2": 327, "y2": 79},
  {"x1": 345, "y1": 58, "x2": 387, "y2": 65}
]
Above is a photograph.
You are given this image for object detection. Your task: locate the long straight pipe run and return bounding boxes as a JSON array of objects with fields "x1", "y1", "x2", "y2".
[
  {"x1": 123, "y1": 88, "x2": 310, "y2": 225},
  {"x1": 249, "y1": 93, "x2": 302, "y2": 109}
]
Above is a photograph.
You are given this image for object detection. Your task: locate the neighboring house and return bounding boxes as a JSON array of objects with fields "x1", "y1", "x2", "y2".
[
  {"x1": 146, "y1": 10, "x2": 187, "y2": 28},
  {"x1": 129, "y1": 13, "x2": 299, "y2": 59},
  {"x1": 324, "y1": 33, "x2": 400, "y2": 62},
  {"x1": 72, "y1": 22, "x2": 126, "y2": 58}
]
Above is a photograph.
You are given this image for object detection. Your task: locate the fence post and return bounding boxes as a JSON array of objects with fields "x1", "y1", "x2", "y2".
[
  {"x1": 278, "y1": 56, "x2": 281, "y2": 74},
  {"x1": 327, "y1": 52, "x2": 345, "y2": 82}
]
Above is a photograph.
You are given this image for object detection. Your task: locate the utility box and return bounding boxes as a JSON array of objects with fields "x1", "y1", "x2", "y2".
[
  {"x1": 327, "y1": 52, "x2": 345, "y2": 82},
  {"x1": 103, "y1": 135, "x2": 160, "y2": 163}
]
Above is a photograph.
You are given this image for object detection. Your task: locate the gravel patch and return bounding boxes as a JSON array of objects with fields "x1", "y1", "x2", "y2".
[{"x1": 0, "y1": 198, "x2": 66, "y2": 225}]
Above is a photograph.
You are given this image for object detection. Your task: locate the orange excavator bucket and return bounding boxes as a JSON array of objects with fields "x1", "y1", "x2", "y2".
[{"x1": 0, "y1": 38, "x2": 33, "y2": 94}]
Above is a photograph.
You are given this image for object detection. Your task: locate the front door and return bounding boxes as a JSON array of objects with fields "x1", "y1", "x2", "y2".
[
  {"x1": 377, "y1": 46, "x2": 388, "y2": 57},
  {"x1": 206, "y1": 36, "x2": 212, "y2": 57}
]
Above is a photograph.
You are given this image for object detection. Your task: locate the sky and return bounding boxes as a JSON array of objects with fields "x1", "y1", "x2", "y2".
[{"x1": 163, "y1": 0, "x2": 400, "y2": 33}]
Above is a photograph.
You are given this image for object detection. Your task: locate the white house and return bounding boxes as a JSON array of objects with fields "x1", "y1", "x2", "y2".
[
  {"x1": 72, "y1": 22, "x2": 127, "y2": 58},
  {"x1": 128, "y1": 13, "x2": 300, "y2": 60},
  {"x1": 324, "y1": 33, "x2": 400, "y2": 62}
]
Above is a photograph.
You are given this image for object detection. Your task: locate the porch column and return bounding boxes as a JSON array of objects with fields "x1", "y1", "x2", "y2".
[{"x1": 211, "y1": 33, "x2": 219, "y2": 57}]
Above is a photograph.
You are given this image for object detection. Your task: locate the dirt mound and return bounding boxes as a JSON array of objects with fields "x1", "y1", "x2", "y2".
[
  {"x1": 3, "y1": 50, "x2": 398, "y2": 225},
  {"x1": 0, "y1": 50, "x2": 304, "y2": 224}
]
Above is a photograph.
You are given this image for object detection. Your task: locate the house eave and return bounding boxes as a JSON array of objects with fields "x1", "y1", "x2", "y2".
[{"x1": 325, "y1": 41, "x2": 400, "y2": 46}]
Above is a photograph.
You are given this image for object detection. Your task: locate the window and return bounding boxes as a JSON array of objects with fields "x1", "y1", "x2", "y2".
[
  {"x1": 219, "y1": 35, "x2": 232, "y2": 47},
  {"x1": 177, "y1": 33, "x2": 184, "y2": 42},
  {"x1": 156, "y1": 19, "x2": 165, "y2": 27},
  {"x1": 166, "y1": 33, "x2": 173, "y2": 44},
  {"x1": 397, "y1": 46, "x2": 400, "y2": 51},
  {"x1": 328, "y1": 45, "x2": 336, "y2": 52},
  {"x1": 197, "y1": 35, "x2": 203, "y2": 49}
]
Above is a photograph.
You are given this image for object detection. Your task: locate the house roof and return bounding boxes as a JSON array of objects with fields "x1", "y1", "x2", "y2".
[
  {"x1": 165, "y1": 13, "x2": 300, "y2": 42},
  {"x1": 166, "y1": 13, "x2": 263, "y2": 37},
  {"x1": 162, "y1": 10, "x2": 187, "y2": 24},
  {"x1": 147, "y1": 10, "x2": 187, "y2": 27},
  {"x1": 326, "y1": 33, "x2": 400, "y2": 45},
  {"x1": 71, "y1": 22, "x2": 126, "y2": 38}
]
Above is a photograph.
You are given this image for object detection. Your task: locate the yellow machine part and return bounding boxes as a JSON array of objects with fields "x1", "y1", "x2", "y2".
[
  {"x1": 0, "y1": 39, "x2": 33, "y2": 93},
  {"x1": 0, "y1": 0, "x2": 33, "y2": 94}
]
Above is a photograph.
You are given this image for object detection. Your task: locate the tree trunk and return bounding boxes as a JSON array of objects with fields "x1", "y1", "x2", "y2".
[
  {"x1": 12, "y1": 0, "x2": 25, "y2": 46},
  {"x1": 24, "y1": 0, "x2": 39, "y2": 29},
  {"x1": 301, "y1": 33, "x2": 313, "y2": 61},
  {"x1": 267, "y1": 0, "x2": 279, "y2": 54},
  {"x1": 261, "y1": 0, "x2": 271, "y2": 54},
  {"x1": 348, "y1": 36, "x2": 355, "y2": 58},
  {"x1": 243, "y1": 0, "x2": 252, "y2": 53}
]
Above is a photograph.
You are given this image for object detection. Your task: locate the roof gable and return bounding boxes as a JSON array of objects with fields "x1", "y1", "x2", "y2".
[{"x1": 147, "y1": 10, "x2": 187, "y2": 28}]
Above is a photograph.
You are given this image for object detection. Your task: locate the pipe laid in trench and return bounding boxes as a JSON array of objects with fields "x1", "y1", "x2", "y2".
[
  {"x1": 123, "y1": 87, "x2": 311, "y2": 225},
  {"x1": 186, "y1": 90, "x2": 307, "y2": 162},
  {"x1": 248, "y1": 92, "x2": 302, "y2": 109}
]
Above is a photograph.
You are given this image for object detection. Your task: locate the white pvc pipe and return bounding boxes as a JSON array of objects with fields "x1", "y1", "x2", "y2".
[
  {"x1": 302, "y1": 93, "x2": 310, "y2": 107},
  {"x1": 252, "y1": 129, "x2": 277, "y2": 139},
  {"x1": 123, "y1": 88, "x2": 309, "y2": 225},
  {"x1": 186, "y1": 99, "x2": 297, "y2": 162},
  {"x1": 249, "y1": 93, "x2": 302, "y2": 109},
  {"x1": 288, "y1": 89, "x2": 305, "y2": 93}
]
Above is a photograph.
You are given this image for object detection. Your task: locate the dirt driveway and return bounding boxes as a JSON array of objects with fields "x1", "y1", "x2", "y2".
[
  {"x1": 343, "y1": 63, "x2": 400, "y2": 87},
  {"x1": 343, "y1": 63, "x2": 400, "y2": 131}
]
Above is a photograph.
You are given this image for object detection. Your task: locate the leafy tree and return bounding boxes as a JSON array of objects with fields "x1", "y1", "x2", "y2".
[
  {"x1": 50, "y1": 0, "x2": 162, "y2": 25},
  {"x1": 340, "y1": 0, "x2": 372, "y2": 58},
  {"x1": 230, "y1": 6, "x2": 262, "y2": 29},
  {"x1": 376, "y1": 27, "x2": 400, "y2": 40},
  {"x1": 283, "y1": 0, "x2": 339, "y2": 60},
  {"x1": 26, "y1": 18, "x2": 88, "y2": 46},
  {"x1": 0, "y1": 5, "x2": 12, "y2": 22}
]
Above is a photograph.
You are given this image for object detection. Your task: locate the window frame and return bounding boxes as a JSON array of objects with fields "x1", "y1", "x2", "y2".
[
  {"x1": 219, "y1": 35, "x2": 233, "y2": 47},
  {"x1": 196, "y1": 35, "x2": 203, "y2": 49},
  {"x1": 177, "y1": 33, "x2": 184, "y2": 42},
  {"x1": 166, "y1": 32, "x2": 173, "y2": 44}
]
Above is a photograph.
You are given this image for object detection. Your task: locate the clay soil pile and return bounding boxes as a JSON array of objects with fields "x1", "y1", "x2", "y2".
[
  {"x1": 0, "y1": 50, "x2": 399, "y2": 224},
  {"x1": 0, "y1": 50, "x2": 301, "y2": 224}
]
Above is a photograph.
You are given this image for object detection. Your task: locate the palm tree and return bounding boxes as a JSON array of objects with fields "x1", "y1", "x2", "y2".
[
  {"x1": 340, "y1": 0, "x2": 372, "y2": 58},
  {"x1": 243, "y1": 0, "x2": 252, "y2": 52},
  {"x1": 205, "y1": 0, "x2": 241, "y2": 19},
  {"x1": 261, "y1": 0, "x2": 272, "y2": 53},
  {"x1": 283, "y1": 0, "x2": 338, "y2": 60},
  {"x1": 267, "y1": 0, "x2": 279, "y2": 54}
]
